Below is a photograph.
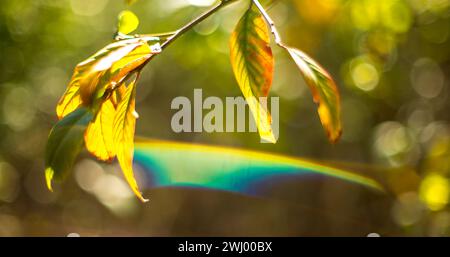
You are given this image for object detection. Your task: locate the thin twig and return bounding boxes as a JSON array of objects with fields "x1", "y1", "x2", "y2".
[
  {"x1": 161, "y1": 1, "x2": 229, "y2": 49},
  {"x1": 138, "y1": 1, "x2": 231, "y2": 69},
  {"x1": 252, "y1": 0, "x2": 283, "y2": 46},
  {"x1": 108, "y1": 1, "x2": 232, "y2": 97}
]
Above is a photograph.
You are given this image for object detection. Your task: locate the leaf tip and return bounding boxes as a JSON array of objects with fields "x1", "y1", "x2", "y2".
[
  {"x1": 45, "y1": 167, "x2": 54, "y2": 192},
  {"x1": 131, "y1": 187, "x2": 148, "y2": 202},
  {"x1": 261, "y1": 132, "x2": 277, "y2": 144},
  {"x1": 328, "y1": 129, "x2": 343, "y2": 144}
]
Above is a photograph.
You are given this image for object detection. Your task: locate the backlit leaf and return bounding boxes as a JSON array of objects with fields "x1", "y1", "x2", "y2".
[
  {"x1": 113, "y1": 79, "x2": 147, "y2": 202},
  {"x1": 84, "y1": 99, "x2": 116, "y2": 161},
  {"x1": 56, "y1": 37, "x2": 161, "y2": 119},
  {"x1": 283, "y1": 46, "x2": 342, "y2": 143},
  {"x1": 56, "y1": 78, "x2": 83, "y2": 120},
  {"x1": 110, "y1": 84, "x2": 126, "y2": 108},
  {"x1": 45, "y1": 107, "x2": 93, "y2": 190},
  {"x1": 117, "y1": 10, "x2": 139, "y2": 35},
  {"x1": 229, "y1": 5, "x2": 276, "y2": 143}
]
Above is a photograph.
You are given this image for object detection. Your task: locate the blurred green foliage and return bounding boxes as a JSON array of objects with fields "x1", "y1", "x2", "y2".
[{"x1": 0, "y1": 0, "x2": 449, "y2": 236}]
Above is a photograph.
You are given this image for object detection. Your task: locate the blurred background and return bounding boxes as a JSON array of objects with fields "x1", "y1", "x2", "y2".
[{"x1": 0, "y1": 0, "x2": 449, "y2": 236}]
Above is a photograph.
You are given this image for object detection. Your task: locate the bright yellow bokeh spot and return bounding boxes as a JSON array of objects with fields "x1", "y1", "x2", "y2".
[
  {"x1": 117, "y1": 10, "x2": 139, "y2": 35},
  {"x1": 420, "y1": 174, "x2": 449, "y2": 211}
]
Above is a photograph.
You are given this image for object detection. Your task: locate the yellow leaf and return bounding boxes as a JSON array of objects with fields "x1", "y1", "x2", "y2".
[
  {"x1": 117, "y1": 10, "x2": 139, "y2": 35},
  {"x1": 229, "y1": 5, "x2": 276, "y2": 143},
  {"x1": 56, "y1": 37, "x2": 160, "y2": 118},
  {"x1": 113, "y1": 79, "x2": 147, "y2": 202},
  {"x1": 110, "y1": 85, "x2": 126, "y2": 108},
  {"x1": 109, "y1": 40, "x2": 156, "y2": 82},
  {"x1": 56, "y1": 80, "x2": 82, "y2": 120},
  {"x1": 84, "y1": 99, "x2": 116, "y2": 161},
  {"x1": 283, "y1": 46, "x2": 342, "y2": 143}
]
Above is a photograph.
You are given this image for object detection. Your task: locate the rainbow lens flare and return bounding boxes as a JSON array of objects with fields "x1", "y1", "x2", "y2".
[{"x1": 134, "y1": 139, "x2": 384, "y2": 196}]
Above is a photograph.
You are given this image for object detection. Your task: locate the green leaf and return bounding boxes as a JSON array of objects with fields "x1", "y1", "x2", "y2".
[
  {"x1": 229, "y1": 4, "x2": 276, "y2": 143},
  {"x1": 45, "y1": 107, "x2": 93, "y2": 190},
  {"x1": 283, "y1": 46, "x2": 342, "y2": 143}
]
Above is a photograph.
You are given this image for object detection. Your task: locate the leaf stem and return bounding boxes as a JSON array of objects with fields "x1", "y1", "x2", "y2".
[{"x1": 252, "y1": 0, "x2": 283, "y2": 46}]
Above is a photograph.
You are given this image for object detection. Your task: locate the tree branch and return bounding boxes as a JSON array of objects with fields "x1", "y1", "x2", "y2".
[
  {"x1": 130, "y1": 0, "x2": 232, "y2": 74},
  {"x1": 160, "y1": 1, "x2": 230, "y2": 49},
  {"x1": 112, "y1": 1, "x2": 233, "y2": 93}
]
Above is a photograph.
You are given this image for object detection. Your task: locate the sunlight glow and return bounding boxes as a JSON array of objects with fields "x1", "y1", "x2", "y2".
[{"x1": 420, "y1": 174, "x2": 449, "y2": 211}]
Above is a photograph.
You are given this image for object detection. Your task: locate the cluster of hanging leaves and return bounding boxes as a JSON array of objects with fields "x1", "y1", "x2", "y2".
[
  {"x1": 45, "y1": 21, "x2": 161, "y2": 201},
  {"x1": 229, "y1": 2, "x2": 342, "y2": 144},
  {"x1": 45, "y1": 0, "x2": 342, "y2": 202}
]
